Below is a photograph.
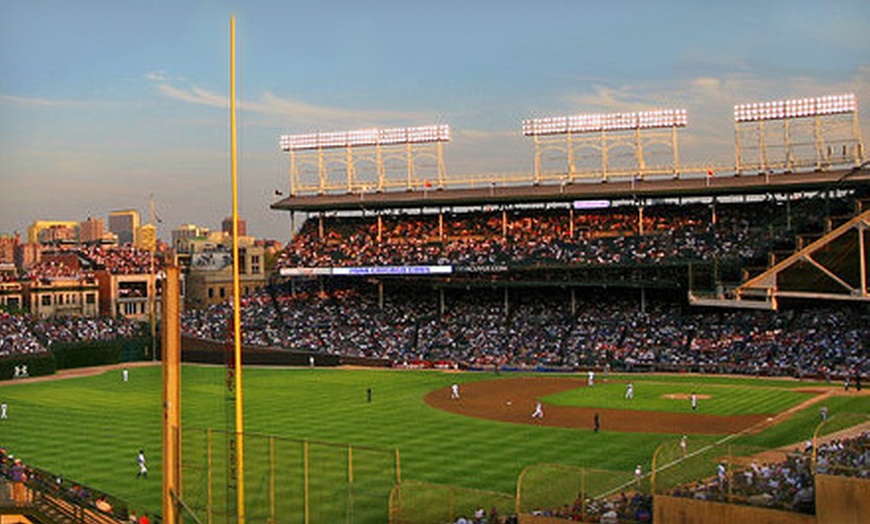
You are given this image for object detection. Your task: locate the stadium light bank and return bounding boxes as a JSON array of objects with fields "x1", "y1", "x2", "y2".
[
  {"x1": 279, "y1": 124, "x2": 450, "y2": 195},
  {"x1": 522, "y1": 109, "x2": 688, "y2": 183}
]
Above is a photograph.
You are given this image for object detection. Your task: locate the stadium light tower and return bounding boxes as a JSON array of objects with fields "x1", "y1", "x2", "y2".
[
  {"x1": 733, "y1": 93, "x2": 864, "y2": 174},
  {"x1": 522, "y1": 109, "x2": 687, "y2": 183},
  {"x1": 279, "y1": 124, "x2": 450, "y2": 195}
]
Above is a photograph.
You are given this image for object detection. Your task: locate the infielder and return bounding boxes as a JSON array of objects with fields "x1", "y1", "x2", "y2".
[
  {"x1": 531, "y1": 401, "x2": 544, "y2": 419},
  {"x1": 451, "y1": 383, "x2": 460, "y2": 400}
]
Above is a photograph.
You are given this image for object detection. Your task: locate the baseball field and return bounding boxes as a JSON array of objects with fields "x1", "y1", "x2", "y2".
[{"x1": 1, "y1": 364, "x2": 867, "y2": 521}]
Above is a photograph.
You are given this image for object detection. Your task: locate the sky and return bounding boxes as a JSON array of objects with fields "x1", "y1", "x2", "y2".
[{"x1": 2, "y1": 0, "x2": 869, "y2": 242}]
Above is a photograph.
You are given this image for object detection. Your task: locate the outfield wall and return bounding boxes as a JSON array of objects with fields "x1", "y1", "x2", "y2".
[
  {"x1": 815, "y1": 474, "x2": 870, "y2": 524},
  {"x1": 180, "y1": 335, "x2": 391, "y2": 368},
  {"x1": 652, "y1": 496, "x2": 815, "y2": 524}
]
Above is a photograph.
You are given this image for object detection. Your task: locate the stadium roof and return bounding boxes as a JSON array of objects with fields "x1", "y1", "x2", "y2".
[{"x1": 271, "y1": 165, "x2": 870, "y2": 213}]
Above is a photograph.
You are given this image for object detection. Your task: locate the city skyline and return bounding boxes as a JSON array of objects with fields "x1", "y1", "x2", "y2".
[{"x1": 2, "y1": 1, "x2": 869, "y2": 242}]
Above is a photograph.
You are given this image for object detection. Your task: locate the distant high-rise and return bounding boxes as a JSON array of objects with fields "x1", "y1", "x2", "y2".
[
  {"x1": 172, "y1": 224, "x2": 209, "y2": 253},
  {"x1": 222, "y1": 216, "x2": 247, "y2": 237},
  {"x1": 137, "y1": 224, "x2": 157, "y2": 252},
  {"x1": 0, "y1": 234, "x2": 19, "y2": 264},
  {"x1": 80, "y1": 217, "x2": 105, "y2": 243},
  {"x1": 108, "y1": 210, "x2": 140, "y2": 245},
  {"x1": 27, "y1": 221, "x2": 79, "y2": 245}
]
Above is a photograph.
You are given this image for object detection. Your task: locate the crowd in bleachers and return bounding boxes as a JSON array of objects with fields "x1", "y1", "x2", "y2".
[
  {"x1": 529, "y1": 491, "x2": 653, "y2": 523},
  {"x1": 668, "y1": 431, "x2": 870, "y2": 514},
  {"x1": 76, "y1": 245, "x2": 160, "y2": 275},
  {"x1": 18, "y1": 245, "x2": 160, "y2": 282},
  {"x1": 0, "y1": 313, "x2": 44, "y2": 357},
  {"x1": 0, "y1": 312, "x2": 144, "y2": 357},
  {"x1": 22, "y1": 259, "x2": 89, "y2": 281},
  {"x1": 277, "y1": 197, "x2": 845, "y2": 270},
  {"x1": 179, "y1": 284, "x2": 868, "y2": 378},
  {"x1": 814, "y1": 432, "x2": 870, "y2": 478}
]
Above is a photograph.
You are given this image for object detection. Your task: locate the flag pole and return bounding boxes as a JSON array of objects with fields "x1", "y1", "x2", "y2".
[{"x1": 230, "y1": 15, "x2": 246, "y2": 523}]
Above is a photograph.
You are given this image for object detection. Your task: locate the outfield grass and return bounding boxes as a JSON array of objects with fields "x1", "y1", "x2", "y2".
[{"x1": 0, "y1": 366, "x2": 853, "y2": 519}]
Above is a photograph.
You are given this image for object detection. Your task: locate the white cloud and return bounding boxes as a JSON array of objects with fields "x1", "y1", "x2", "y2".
[
  {"x1": 154, "y1": 83, "x2": 225, "y2": 108},
  {"x1": 0, "y1": 94, "x2": 80, "y2": 108},
  {"x1": 146, "y1": 73, "x2": 422, "y2": 127}
]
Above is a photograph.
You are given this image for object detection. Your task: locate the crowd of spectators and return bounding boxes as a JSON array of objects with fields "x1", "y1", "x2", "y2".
[
  {"x1": 0, "y1": 313, "x2": 45, "y2": 357},
  {"x1": 17, "y1": 245, "x2": 160, "y2": 282},
  {"x1": 179, "y1": 284, "x2": 868, "y2": 379},
  {"x1": 276, "y1": 196, "x2": 848, "y2": 270},
  {"x1": 22, "y1": 259, "x2": 90, "y2": 282},
  {"x1": 76, "y1": 245, "x2": 161, "y2": 275},
  {"x1": 0, "y1": 312, "x2": 144, "y2": 357},
  {"x1": 668, "y1": 431, "x2": 870, "y2": 514},
  {"x1": 527, "y1": 491, "x2": 653, "y2": 523},
  {"x1": 1, "y1": 446, "x2": 131, "y2": 520},
  {"x1": 814, "y1": 431, "x2": 870, "y2": 478}
]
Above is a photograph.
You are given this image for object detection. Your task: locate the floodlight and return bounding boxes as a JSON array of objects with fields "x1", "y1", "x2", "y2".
[
  {"x1": 734, "y1": 93, "x2": 856, "y2": 123},
  {"x1": 280, "y1": 124, "x2": 451, "y2": 151},
  {"x1": 523, "y1": 108, "x2": 687, "y2": 136}
]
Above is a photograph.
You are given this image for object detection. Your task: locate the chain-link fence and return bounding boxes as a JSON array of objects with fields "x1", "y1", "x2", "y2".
[
  {"x1": 179, "y1": 427, "x2": 398, "y2": 523},
  {"x1": 388, "y1": 480, "x2": 514, "y2": 524},
  {"x1": 652, "y1": 437, "x2": 805, "y2": 512},
  {"x1": 517, "y1": 464, "x2": 647, "y2": 521}
]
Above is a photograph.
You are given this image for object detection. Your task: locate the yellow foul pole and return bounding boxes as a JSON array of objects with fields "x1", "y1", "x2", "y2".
[
  {"x1": 230, "y1": 15, "x2": 246, "y2": 522},
  {"x1": 162, "y1": 266, "x2": 181, "y2": 523}
]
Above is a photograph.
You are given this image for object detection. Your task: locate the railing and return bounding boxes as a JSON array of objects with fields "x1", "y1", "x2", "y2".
[
  {"x1": 0, "y1": 476, "x2": 129, "y2": 524},
  {"x1": 288, "y1": 158, "x2": 863, "y2": 196}
]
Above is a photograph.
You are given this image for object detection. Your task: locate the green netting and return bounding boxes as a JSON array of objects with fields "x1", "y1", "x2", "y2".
[
  {"x1": 517, "y1": 464, "x2": 639, "y2": 517},
  {"x1": 179, "y1": 427, "x2": 397, "y2": 523},
  {"x1": 389, "y1": 480, "x2": 514, "y2": 524},
  {"x1": 653, "y1": 438, "x2": 769, "y2": 495}
]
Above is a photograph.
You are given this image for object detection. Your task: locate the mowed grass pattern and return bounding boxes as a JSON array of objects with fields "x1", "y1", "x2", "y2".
[
  {"x1": 0, "y1": 366, "x2": 845, "y2": 519},
  {"x1": 544, "y1": 381, "x2": 814, "y2": 415}
]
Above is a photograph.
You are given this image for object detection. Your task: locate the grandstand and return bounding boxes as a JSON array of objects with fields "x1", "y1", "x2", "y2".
[
  {"x1": 171, "y1": 166, "x2": 870, "y2": 382},
  {"x1": 216, "y1": 123, "x2": 868, "y2": 374}
]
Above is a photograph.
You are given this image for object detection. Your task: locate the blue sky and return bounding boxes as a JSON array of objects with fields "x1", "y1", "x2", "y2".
[{"x1": 2, "y1": 1, "x2": 869, "y2": 242}]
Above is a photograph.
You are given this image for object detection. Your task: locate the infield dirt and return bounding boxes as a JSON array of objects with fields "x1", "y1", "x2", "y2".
[{"x1": 426, "y1": 375, "x2": 795, "y2": 435}]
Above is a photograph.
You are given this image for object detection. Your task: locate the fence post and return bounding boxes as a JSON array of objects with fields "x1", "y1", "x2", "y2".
[
  {"x1": 727, "y1": 444, "x2": 733, "y2": 505},
  {"x1": 516, "y1": 466, "x2": 527, "y2": 516},
  {"x1": 394, "y1": 449, "x2": 403, "y2": 524},
  {"x1": 348, "y1": 444, "x2": 354, "y2": 524},
  {"x1": 207, "y1": 428, "x2": 213, "y2": 524},
  {"x1": 812, "y1": 416, "x2": 829, "y2": 472},
  {"x1": 304, "y1": 440, "x2": 310, "y2": 524},
  {"x1": 269, "y1": 436, "x2": 275, "y2": 524},
  {"x1": 448, "y1": 486, "x2": 456, "y2": 522},
  {"x1": 395, "y1": 449, "x2": 401, "y2": 485}
]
